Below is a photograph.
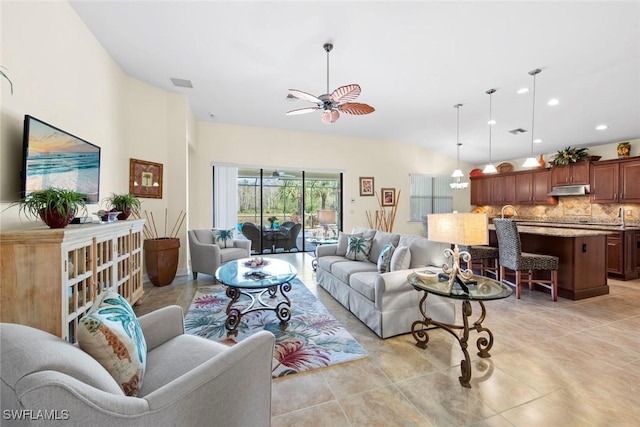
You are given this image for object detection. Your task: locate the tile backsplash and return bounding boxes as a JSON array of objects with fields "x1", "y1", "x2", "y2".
[{"x1": 481, "y1": 197, "x2": 639, "y2": 225}]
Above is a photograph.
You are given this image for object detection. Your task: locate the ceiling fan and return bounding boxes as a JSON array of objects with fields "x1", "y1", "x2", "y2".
[
  {"x1": 286, "y1": 43, "x2": 375, "y2": 124},
  {"x1": 271, "y1": 170, "x2": 295, "y2": 178}
]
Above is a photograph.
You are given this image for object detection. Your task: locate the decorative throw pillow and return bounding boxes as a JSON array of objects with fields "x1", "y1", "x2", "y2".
[
  {"x1": 377, "y1": 243, "x2": 396, "y2": 273},
  {"x1": 390, "y1": 245, "x2": 411, "y2": 271},
  {"x1": 212, "y1": 228, "x2": 235, "y2": 248},
  {"x1": 336, "y1": 232, "x2": 362, "y2": 256},
  {"x1": 346, "y1": 236, "x2": 372, "y2": 261},
  {"x1": 78, "y1": 291, "x2": 147, "y2": 397}
]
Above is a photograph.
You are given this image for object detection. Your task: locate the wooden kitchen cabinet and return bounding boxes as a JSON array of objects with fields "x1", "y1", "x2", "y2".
[
  {"x1": 590, "y1": 156, "x2": 640, "y2": 203},
  {"x1": 0, "y1": 220, "x2": 145, "y2": 342},
  {"x1": 490, "y1": 174, "x2": 515, "y2": 204},
  {"x1": 607, "y1": 229, "x2": 638, "y2": 280},
  {"x1": 551, "y1": 161, "x2": 590, "y2": 186},
  {"x1": 470, "y1": 176, "x2": 492, "y2": 205},
  {"x1": 532, "y1": 169, "x2": 556, "y2": 204}
]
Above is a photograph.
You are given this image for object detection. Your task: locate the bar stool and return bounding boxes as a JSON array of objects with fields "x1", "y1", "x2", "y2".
[
  {"x1": 493, "y1": 219, "x2": 559, "y2": 301},
  {"x1": 460, "y1": 245, "x2": 499, "y2": 279}
]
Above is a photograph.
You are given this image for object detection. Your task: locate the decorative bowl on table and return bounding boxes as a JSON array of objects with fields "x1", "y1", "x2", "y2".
[
  {"x1": 243, "y1": 257, "x2": 269, "y2": 268},
  {"x1": 94, "y1": 210, "x2": 121, "y2": 224}
]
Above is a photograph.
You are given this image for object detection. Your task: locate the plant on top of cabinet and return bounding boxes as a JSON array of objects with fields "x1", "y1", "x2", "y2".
[
  {"x1": 15, "y1": 188, "x2": 87, "y2": 228},
  {"x1": 551, "y1": 146, "x2": 589, "y2": 165},
  {"x1": 104, "y1": 193, "x2": 141, "y2": 220}
]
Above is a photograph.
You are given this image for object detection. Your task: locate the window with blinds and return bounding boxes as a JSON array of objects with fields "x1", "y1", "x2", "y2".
[{"x1": 409, "y1": 174, "x2": 453, "y2": 221}]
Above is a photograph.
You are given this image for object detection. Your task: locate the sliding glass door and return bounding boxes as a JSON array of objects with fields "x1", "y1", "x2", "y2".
[{"x1": 233, "y1": 168, "x2": 342, "y2": 254}]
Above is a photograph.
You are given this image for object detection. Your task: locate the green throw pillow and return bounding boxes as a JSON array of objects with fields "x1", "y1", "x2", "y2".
[
  {"x1": 212, "y1": 228, "x2": 235, "y2": 248},
  {"x1": 78, "y1": 291, "x2": 147, "y2": 396},
  {"x1": 377, "y1": 242, "x2": 396, "y2": 273},
  {"x1": 346, "y1": 236, "x2": 372, "y2": 261}
]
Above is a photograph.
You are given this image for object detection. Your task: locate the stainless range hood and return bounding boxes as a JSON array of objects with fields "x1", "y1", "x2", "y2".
[{"x1": 547, "y1": 185, "x2": 590, "y2": 196}]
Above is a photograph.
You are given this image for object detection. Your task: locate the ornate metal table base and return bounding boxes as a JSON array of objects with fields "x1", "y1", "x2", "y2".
[
  {"x1": 411, "y1": 292, "x2": 494, "y2": 388},
  {"x1": 225, "y1": 282, "x2": 292, "y2": 337}
]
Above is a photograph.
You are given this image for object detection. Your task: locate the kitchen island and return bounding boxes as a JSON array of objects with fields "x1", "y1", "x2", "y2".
[{"x1": 489, "y1": 224, "x2": 610, "y2": 300}]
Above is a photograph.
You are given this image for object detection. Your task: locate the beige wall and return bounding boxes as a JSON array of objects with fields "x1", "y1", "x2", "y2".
[
  {"x1": 190, "y1": 122, "x2": 470, "y2": 236},
  {"x1": 0, "y1": 1, "x2": 192, "y2": 271}
]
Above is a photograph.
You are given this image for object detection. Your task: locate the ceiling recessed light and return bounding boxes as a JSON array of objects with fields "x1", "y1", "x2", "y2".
[
  {"x1": 517, "y1": 88, "x2": 529, "y2": 94},
  {"x1": 487, "y1": 119, "x2": 496, "y2": 125},
  {"x1": 596, "y1": 124, "x2": 608, "y2": 130},
  {"x1": 534, "y1": 138, "x2": 542, "y2": 144},
  {"x1": 547, "y1": 98, "x2": 559, "y2": 106}
]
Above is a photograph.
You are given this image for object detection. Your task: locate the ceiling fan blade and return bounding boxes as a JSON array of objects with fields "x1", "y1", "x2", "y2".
[
  {"x1": 288, "y1": 89, "x2": 322, "y2": 104},
  {"x1": 286, "y1": 107, "x2": 320, "y2": 115},
  {"x1": 321, "y1": 109, "x2": 340, "y2": 124},
  {"x1": 338, "y1": 102, "x2": 375, "y2": 115},
  {"x1": 330, "y1": 84, "x2": 361, "y2": 104}
]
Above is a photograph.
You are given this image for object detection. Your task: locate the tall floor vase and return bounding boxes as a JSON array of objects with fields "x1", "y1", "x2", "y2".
[{"x1": 144, "y1": 238, "x2": 180, "y2": 286}]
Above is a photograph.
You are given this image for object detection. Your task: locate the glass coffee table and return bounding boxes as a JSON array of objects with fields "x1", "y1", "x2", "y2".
[
  {"x1": 215, "y1": 258, "x2": 297, "y2": 337},
  {"x1": 407, "y1": 270, "x2": 513, "y2": 388}
]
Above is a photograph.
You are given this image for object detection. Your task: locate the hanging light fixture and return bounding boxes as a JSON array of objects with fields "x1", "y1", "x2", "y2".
[
  {"x1": 483, "y1": 88, "x2": 498, "y2": 174},
  {"x1": 523, "y1": 68, "x2": 542, "y2": 167},
  {"x1": 450, "y1": 103, "x2": 468, "y2": 190}
]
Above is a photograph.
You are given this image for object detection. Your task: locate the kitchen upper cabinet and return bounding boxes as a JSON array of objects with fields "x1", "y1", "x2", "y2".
[
  {"x1": 490, "y1": 174, "x2": 515, "y2": 204},
  {"x1": 551, "y1": 162, "x2": 590, "y2": 186},
  {"x1": 590, "y1": 157, "x2": 640, "y2": 203},
  {"x1": 532, "y1": 169, "x2": 556, "y2": 204},
  {"x1": 620, "y1": 159, "x2": 640, "y2": 202},
  {"x1": 470, "y1": 176, "x2": 491, "y2": 205},
  {"x1": 514, "y1": 173, "x2": 533, "y2": 204},
  {"x1": 471, "y1": 169, "x2": 553, "y2": 205}
]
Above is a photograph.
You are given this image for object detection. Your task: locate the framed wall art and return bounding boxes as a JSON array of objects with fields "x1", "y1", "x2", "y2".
[
  {"x1": 381, "y1": 188, "x2": 396, "y2": 206},
  {"x1": 359, "y1": 177, "x2": 374, "y2": 196},
  {"x1": 129, "y1": 158, "x2": 163, "y2": 199}
]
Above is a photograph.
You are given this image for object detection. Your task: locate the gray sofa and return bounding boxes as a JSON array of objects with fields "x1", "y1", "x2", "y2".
[
  {"x1": 315, "y1": 227, "x2": 455, "y2": 338},
  {"x1": 1, "y1": 306, "x2": 274, "y2": 427}
]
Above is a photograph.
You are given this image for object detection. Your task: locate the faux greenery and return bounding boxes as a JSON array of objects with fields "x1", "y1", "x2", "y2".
[
  {"x1": 105, "y1": 193, "x2": 141, "y2": 213},
  {"x1": 551, "y1": 146, "x2": 590, "y2": 165},
  {"x1": 16, "y1": 188, "x2": 86, "y2": 220}
]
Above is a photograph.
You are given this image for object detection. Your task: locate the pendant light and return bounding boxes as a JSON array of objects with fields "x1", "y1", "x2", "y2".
[
  {"x1": 450, "y1": 103, "x2": 468, "y2": 189},
  {"x1": 482, "y1": 88, "x2": 498, "y2": 174},
  {"x1": 523, "y1": 68, "x2": 542, "y2": 167}
]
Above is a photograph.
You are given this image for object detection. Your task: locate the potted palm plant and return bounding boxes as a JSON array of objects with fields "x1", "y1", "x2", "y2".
[
  {"x1": 105, "y1": 193, "x2": 141, "y2": 220},
  {"x1": 16, "y1": 188, "x2": 87, "y2": 228}
]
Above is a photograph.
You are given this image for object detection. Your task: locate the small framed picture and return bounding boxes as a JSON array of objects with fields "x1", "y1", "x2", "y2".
[
  {"x1": 129, "y1": 158, "x2": 163, "y2": 199},
  {"x1": 359, "y1": 177, "x2": 374, "y2": 196},
  {"x1": 381, "y1": 188, "x2": 396, "y2": 206}
]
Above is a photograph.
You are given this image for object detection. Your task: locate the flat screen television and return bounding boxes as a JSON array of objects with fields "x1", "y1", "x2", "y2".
[{"x1": 22, "y1": 115, "x2": 101, "y2": 203}]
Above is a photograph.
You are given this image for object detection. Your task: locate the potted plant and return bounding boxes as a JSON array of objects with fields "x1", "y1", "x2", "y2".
[
  {"x1": 105, "y1": 193, "x2": 141, "y2": 220},
  {"x1": 16, "y1": 188, "x2": 87, "y2": 228},
  {"x1": 551, "y1": 146, "x2": 590, "y2": 166}
]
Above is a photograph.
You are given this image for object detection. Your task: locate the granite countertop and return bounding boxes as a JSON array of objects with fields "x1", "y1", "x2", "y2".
[
  {"x1": 509, "y1": 218, "x2": 640, "y2": 232},
  {"x1": 488, "y1": 224, "x2": 612, "y2": 237}
]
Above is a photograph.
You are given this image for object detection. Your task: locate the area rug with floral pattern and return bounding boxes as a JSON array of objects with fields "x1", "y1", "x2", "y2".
[{"x1": 184, "y1": 279, "x2": 368, "y2": 377}]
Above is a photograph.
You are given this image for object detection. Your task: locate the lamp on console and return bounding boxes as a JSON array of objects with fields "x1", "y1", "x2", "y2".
[{"x1": 427, "y1": 212, "x2": 489, "y2": 293}]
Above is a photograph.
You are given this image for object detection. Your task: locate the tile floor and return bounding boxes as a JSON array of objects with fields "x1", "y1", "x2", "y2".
[{"x1": 134, "y1": 252, "x2": 640, "y2": 426}]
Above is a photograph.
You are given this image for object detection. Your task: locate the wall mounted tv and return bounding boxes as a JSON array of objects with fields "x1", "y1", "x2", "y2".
[{"x1": 22, "y1": 115, "x2": 101, "y2": 203}]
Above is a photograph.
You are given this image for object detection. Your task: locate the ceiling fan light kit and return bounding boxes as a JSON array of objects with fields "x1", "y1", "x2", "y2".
[{"x1": 286, "y1": 42, "x2": 375, "y2": 124}]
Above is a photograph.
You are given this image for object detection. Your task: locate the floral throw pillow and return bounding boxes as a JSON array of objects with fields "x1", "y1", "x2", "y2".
[
  {"x1": 212, "y1": 228, "x2": 235, "y2": 248},
  {"x1": 346, "y1": 236, "x2": 373, "y2": 261},
  {"x1": 78, "y1": 291, "x2": 147, "y2": 396},
  {"x1": 377, "y1": 242, "x2": 396, "y2": 273}
]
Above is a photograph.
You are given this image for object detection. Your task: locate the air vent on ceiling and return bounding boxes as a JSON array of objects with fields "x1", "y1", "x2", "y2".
[
  {"x1": 509, "y1": 128, "x2": 527, "y2": 135},
  {"x1": 170, "y1": 78, "x2": 193, "y2": 88}
]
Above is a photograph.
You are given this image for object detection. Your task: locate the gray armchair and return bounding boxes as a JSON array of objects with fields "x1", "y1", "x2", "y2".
[
  {"x1": 0, "y1": 306, "x2": 275, "y2": 427},
  {"x1": 188, "y1": 229, "x2": 251, "y2": 279}
]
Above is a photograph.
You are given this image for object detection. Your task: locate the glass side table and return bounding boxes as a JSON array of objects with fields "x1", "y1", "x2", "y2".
[{"x1": 407, "y1": 270, "x2": 513, "y2": 388}]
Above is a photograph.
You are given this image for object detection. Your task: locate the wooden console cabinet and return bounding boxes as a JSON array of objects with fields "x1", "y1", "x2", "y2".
[{"x1": 0, "y1": 220, "x2": 145, "y2": 342}]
